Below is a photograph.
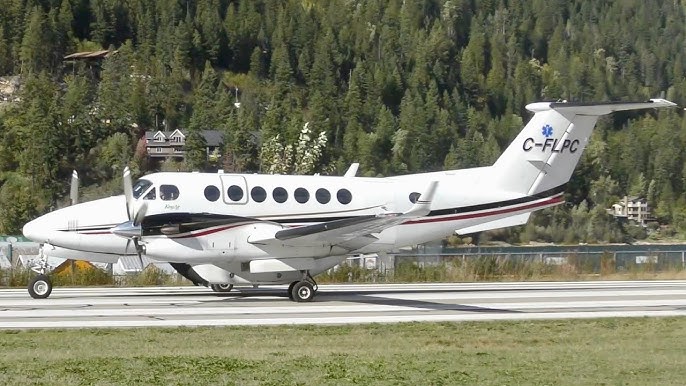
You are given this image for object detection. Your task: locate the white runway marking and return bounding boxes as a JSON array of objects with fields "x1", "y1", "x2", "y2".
[{"x1": 0, "y1": 281, "x2": 685, "y2": 329}]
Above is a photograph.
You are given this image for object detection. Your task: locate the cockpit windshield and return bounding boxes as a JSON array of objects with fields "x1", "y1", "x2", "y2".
[{"x1": 132, "y1": 179, "x2": 153, "y2": 199}]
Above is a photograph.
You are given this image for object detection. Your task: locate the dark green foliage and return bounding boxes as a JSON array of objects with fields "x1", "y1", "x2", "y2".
[
  {"x1": 0, "y1": 0, "x2": 685, "y2": 241},
  {"x1": 184, "y1": 131, "x2": 208, "y2": 172}
]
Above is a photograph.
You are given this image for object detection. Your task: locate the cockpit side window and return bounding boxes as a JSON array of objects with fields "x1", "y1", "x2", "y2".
[
  {"x1": 143, "y1": 187, "x2": 156, "y2": 200},
  {"x1": 132, "y1": 179, "x2": 152, "y2": 199},
  {"x1": 160, "y1": 185, "x2": 179, "y2": 201}
]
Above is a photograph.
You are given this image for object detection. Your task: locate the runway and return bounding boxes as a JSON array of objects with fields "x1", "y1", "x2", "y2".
[{"x1": 1, "y1": 280, "x2": 685, "y2": 329}]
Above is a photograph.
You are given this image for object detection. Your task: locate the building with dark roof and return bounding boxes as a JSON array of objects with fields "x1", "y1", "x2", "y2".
[{"x1": 145, "y1": 129, "x2": 224, "y2": 160}]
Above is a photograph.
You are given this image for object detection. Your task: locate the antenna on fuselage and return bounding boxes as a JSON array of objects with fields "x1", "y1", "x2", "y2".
[
  {"x1": 70, "y1": 170, "x2": 79, "y2": 206},
  {"x1": 344, "y1": 163, "x2": 359, "y2": 177}
]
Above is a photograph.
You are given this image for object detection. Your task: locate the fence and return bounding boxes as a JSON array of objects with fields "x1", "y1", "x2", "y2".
[{"x1": 388, "y1": 245, "x2": 686, "y2": 280}]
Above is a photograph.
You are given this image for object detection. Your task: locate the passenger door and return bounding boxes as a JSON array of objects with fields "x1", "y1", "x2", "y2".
[{"x1": 220, "y1": 175, "x2": 248, "y2": 205}]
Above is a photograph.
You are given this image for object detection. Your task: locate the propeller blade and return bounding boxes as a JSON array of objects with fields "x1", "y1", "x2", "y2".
[
  {"x1": 124, "y1": 237, "x2": 145, "y2": 269},
  {"x1": 133, "y1": 201, "x2": 148, "y2": 227},
  {"x1": 124, "y1": 238, "x2": 133, "y2": 254},
  {"x1": 123, "y1": 167, "x2": 134, "y2": 220},
  {"x1": 70, "y1": 170, "x2": 79, "y2": 206}
]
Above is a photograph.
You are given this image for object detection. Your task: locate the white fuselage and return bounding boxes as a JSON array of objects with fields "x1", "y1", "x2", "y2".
[{"x1": 23, "y1": 167, "x2": 561, "y2": 265}]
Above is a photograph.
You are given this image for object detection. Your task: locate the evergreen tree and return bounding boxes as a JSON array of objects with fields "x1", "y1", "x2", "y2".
[{"x1": 188, "y1": 61, "x2": 219, "y2": 131}]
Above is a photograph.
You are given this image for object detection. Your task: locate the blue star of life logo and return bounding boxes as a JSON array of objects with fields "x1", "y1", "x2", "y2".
[{"x1": 542, "y1": 124, "x2": 553, "y2": 138}]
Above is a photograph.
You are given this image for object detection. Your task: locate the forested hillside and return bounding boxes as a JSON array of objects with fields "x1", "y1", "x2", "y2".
[{"x1": 0, "y1": 0, "x2": 685, "y2": 243}]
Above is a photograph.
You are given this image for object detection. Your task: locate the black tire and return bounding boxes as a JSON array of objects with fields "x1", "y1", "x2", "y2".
[
  {"x1": 28, "y1": 274, "x2": 52, "y2": 299},
  {"x1": 287, "y1": 281, "x2": 298, "y2": 300},
  {"x1": 210, "y1": 283, "x2": 233, "y2": 293},
  {"x1": 291, "y1": 281, "x2": 315, "y2": 302}
]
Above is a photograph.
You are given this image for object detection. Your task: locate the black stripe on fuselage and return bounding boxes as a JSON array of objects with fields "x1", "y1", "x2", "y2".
[
  {"x1": 274, "y1": 184, "x2": 566, "y2": 223},
  {"x1": 66, "y1": 184, "x2": 566, "y2": 234},
  {"x1": 426, "y1": 184, "x2": 566, "y2": 217}
]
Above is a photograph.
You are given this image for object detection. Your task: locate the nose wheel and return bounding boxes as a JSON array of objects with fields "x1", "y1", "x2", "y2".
[{"x1": 28, "y1": 274, "x2": 52, "y2": 299}]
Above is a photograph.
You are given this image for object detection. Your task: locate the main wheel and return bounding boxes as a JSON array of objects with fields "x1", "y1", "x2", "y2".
[
  {"x1": 28, "y1": 274, "x2": 52, "y2": 299},
  {"x1": 287, "y1": 281, "x2": 298, "y2": 300},
  {"x1": 291, "y1": 281, "x2": 315, "y2": 302},
  {"x1": 210, "y1": 283, "x2": 233, "y2": 293}
]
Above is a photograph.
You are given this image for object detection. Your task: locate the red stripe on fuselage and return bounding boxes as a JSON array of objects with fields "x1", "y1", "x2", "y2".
[
  {"x1": 77, "y1": 195, "x2": 563, "y2": 238},
  {"x1": 403, "y1": 195, "x2": 563, "y2": 225}
]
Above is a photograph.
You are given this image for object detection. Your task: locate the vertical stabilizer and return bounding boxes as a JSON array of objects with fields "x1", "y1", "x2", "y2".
[{"x1": 492, "y1": 99, "x2": 676, "y2": 196}]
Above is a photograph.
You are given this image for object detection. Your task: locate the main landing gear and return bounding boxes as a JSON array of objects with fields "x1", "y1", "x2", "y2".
[
  {"x1": 210, "y1": 283, "x2": 233, "y2": 293},
  {"x1": 27, "y1": 247, "x2": 53, "y2": 299},
  {"x1": 288, "y1": 271, "x2": 318, "y2": 302}
]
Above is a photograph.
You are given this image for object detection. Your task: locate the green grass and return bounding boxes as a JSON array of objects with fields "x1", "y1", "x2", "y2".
[{"x1": 1, "y1": 318, "x2": 685, "y2": 385}]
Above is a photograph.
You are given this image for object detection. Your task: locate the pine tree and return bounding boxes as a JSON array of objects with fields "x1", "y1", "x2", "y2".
[{"x1": 188, "y1": 61, "x2": 219, "y2": 131}]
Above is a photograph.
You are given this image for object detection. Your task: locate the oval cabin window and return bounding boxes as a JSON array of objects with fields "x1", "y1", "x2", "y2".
[
  {"x1": 294, "y1": 188, "x2": 309, "y2": 204},
  {"x1": 227, "y1": 185, "x2": 244, "y2": 202},
  {"x1": 204, "y1": 185, "x2": 220, "y2": 202},
  {"x1": 273, "y1": 187, "x2": 288, "y2": 203},
  {"x1": 315, "y1": 188, "x2": 331, "y2": 204},
  {"x1": 251, "y1": 186, "x2": 267, "y2": 203},
  {"x1": 337, "y1": 188, "x2": 352, "y2": 205},
  {"x1": 408, "y1": 192, "x2": 421, "y2": 203}
]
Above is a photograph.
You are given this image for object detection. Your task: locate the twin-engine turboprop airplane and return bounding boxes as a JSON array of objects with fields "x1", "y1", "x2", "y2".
[{"x1": 22, "y1": 99, "x2": 676, "y2": 301}]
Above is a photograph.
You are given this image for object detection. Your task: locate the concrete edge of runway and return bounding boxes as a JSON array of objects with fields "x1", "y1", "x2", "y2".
[{"x1": 1, "y1": 281, "x2": 685, "y2": 329}]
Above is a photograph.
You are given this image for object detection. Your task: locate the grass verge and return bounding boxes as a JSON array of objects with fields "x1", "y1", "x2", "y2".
[
  {"x1": 0, "y1": 318, "x2": 684, "y2": 385},
  {"x1": 319, "y1": 259, "x2": 686, "y2": 283}
]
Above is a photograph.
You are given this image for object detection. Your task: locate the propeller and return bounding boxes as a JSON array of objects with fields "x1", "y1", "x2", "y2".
[
  {"x1": 113, "y1": 167, "x2": 149, "y2": 268},
  {"x1": 70, "y1": 170, "x2": 79, "y2": 206},
  {"x1": 123, "y1": 167, "x2": 135, "y2": 220}
]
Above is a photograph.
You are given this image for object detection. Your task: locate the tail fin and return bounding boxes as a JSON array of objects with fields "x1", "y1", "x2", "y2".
[{"x1": 492, "y1": 99, "x2": 676, "y2": 196}]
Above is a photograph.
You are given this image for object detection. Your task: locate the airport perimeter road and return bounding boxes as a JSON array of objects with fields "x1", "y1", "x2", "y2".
[{"x1": 1, "y1": 281, "x2": 686, "y2": 329}]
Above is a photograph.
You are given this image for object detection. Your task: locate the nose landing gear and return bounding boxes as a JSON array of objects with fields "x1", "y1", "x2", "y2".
[
  {"x1": 28, "y1": 247, "x2": 53, "y2": 299},
  {"x1": 28, "y1": 274, "x2": 52, "y2": 299}
]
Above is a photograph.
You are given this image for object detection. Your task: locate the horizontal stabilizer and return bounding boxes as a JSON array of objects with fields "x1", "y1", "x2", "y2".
[{"x1": 526, "y1": 98, "x2": 677, "y2": 115}]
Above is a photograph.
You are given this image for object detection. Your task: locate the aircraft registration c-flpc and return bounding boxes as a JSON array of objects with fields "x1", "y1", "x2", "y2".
[{"x1": 22, "y1": 99, "x2": 677, "y2": 301}]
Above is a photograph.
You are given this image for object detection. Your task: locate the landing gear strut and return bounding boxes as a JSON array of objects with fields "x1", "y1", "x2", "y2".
[
  {"x1": 288, "y1": 271, "x2": 318, "y2": 302},
  {"x1": 210, "y1": 283, "x2": 233, "y2": 293},
  {"x1": 28, "y1": 247, "x2": 53, "y2": 299}
]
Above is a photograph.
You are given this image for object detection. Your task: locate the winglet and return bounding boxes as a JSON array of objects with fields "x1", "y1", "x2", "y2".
[
  {"x1": 403, "y1": 181, "x2": 439, "y2": 218},
  {"x1": 344, "y1": 163, "x2": 359, "y2": 177}
]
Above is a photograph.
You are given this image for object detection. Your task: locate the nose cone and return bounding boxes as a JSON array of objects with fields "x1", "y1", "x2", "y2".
[
  {"x1": 22, "y1": 195, "x2": 129, "y2": 244},
  {"x1": 23, "y1": 217, "x2": 46, "y2": 243}
]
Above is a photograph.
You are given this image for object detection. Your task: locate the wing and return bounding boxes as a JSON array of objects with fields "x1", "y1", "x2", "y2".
[{"x1": 249, "y1": 181, "x2": 439, "y2": 252}]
